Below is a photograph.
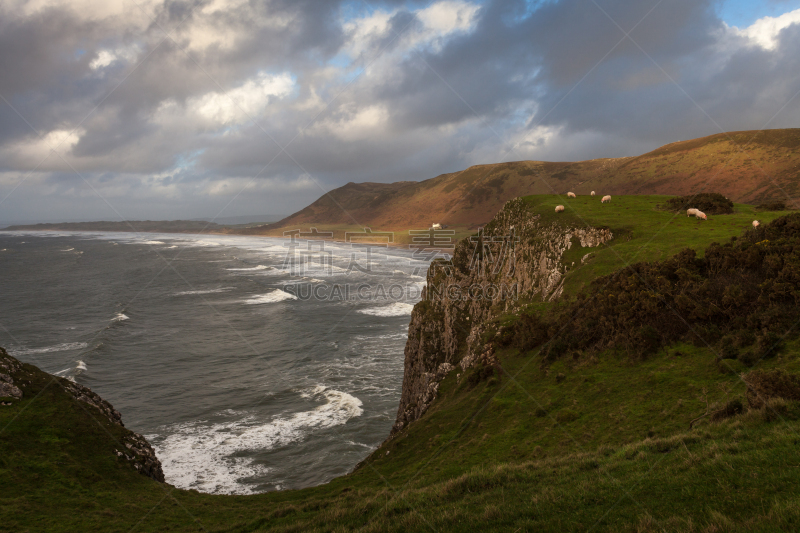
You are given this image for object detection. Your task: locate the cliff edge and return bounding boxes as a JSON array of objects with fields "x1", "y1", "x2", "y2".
[
  {"x1": 0, "y1": 347, "x2": 164, "y2": 482},
  {"x1": 392, "y1": 197, "x2": 612, "y2": 435}
]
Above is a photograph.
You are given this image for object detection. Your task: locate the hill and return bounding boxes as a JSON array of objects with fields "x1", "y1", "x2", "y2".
[
  {"x1": 5, "y1": 196, "x2": 800, "y2": 531},
  {"x1": 262, "y1": 128, "x2": 800, "y2": 234}
]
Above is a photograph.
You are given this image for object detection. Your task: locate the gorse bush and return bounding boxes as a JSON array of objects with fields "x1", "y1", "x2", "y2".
[
  {"x1": 664, "y1": 193, "x2": 734, "y2": 215},
  {"x1": 756, "y1": 201, "x2": 788, "y2": 211},
  {"x1": 514, "y1": 213, "x2": 800, "y2": 361},
  {"x1": 743, "y1": 370, "x2": 800, "y2": 408}
]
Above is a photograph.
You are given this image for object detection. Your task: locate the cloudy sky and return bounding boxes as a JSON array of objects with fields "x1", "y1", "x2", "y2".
[{"x1": 0, "y1": 0, "x2": 799, "y2": 223}]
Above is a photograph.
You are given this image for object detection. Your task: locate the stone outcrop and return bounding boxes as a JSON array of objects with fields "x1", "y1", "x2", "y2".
[
  {"x1": 0, "y1": 351, "x2": 23, "y2": 403},
  {"x1": 0, "y1": 347, "x2": 165, "y2": 483},
  {"x1": 392, "y1": 198, "x2": 613, "y2": 435}
]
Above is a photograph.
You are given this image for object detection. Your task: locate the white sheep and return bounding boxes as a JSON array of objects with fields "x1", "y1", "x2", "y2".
[
  {"x1": 601, "y1": 195, "x2": 611, "y2": 203},
  {"x1": 687, "y1": 208, "x2": 698, "y2": 217},
  {"x1": 694, "y1": 210, "x2": 707, "y2": 220},
  {"x1": 752, "y1": 220, "x2": 760, "y2": 228},
  {"x1": 590, "y1": 191, "x2": 596, "y2": 196},
  {"x1": 567, "y1": 192, "x2": 576, "y2": 198},
  {"x1": 555, "y1": 205, "x2": 565, "y2": 213}
]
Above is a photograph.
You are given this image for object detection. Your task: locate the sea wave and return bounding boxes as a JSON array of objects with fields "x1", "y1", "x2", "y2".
[
  {"x1": 173, "y1": 287, "x2": 233, "y2": 296},
  {"x1": 357, "y1": 302, "x2": 414, "y2": 317},
  {"x1": 149, "y1": 387, "x2": 363, "y2": 494},
  {"x1": 226, "y1": 265, "x2": 270, "y2": 271},
  {"x1": 112, "y1": 312, "x2": 129, "y2": 322},
  {"x1": 243, "y1": 291, "x2": 296, "y2": 304},
  {"x1": 7, "y1": 341, "x2": 89, "y2": 356}
]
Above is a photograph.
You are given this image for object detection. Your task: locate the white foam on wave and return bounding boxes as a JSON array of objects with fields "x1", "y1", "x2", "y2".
[
  {"x1": 174, "y1": 287, "x2": 233, "y2": 296},
  {"x1": 8, "y1": 341, "x2": 89, "y2": 356},
  {"x1": 357, "y1": 302, "x2": 414, "y2": 317},
  {"x1": 76, "y1": 360, "x2": 87, "y2": 371},
  {"x1": 227, "y1": 265, "x2": 270, "y2": 271},
  {"x1": 112, "y1": 312, "x2": 129, "y2": 322},
  {"x1": 243, "y1": 290, "x2": 297, "y2": 304},
  {"x1": 140, "y1": 240, "x2": 165, "y2": 245},
  {"x1": 61, "y1": 248, "x2": 75, "y2": 252},
  {"x1": 149, "y1": 386, "x2": 363, "y2": 494}
]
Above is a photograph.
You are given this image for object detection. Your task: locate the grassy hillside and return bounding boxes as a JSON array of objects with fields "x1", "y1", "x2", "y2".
[
  {"x1": 260, "y1": 128, "x2": 800, "y2": 235},
  {"x1": 4, "y1": 196, "x2": 800, "y2": 532},
  {"x1": 512, "y1": 195, "x2": 791, "y2": 297}
]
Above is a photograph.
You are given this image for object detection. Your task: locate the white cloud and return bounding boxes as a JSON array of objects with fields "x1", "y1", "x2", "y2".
[
  {"x1": 0, "y1": 128, "x2": 84, "y2": 169},
  {"x1": 342, "y1": 0, "x2": 480, "y2": 58},
  {"x1": 188, "y1": 72, "x2": 295, "y2": 126},
  {"x1": 417, "y1": 0, "x2": 480, "y2": 35},
  {"x1": 89, "y1": 45, "x2": 140, "y2": 70},
  {"x1": 311, "y1": 105, "x2": 390, "y2": 141},
  {"x1": 728, "y1": 8, "x2": 800, "y2": 50}
]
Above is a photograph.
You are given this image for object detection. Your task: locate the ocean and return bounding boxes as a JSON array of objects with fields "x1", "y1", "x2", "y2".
[{"x1": 0, "y1": 230, "x2": 427, "y2": 494}]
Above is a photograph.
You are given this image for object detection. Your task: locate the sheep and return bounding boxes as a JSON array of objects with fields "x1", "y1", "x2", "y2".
[
  {"x1": 555, "y1": 205, "x2": 565, "y2": 213},
  {"x1": 567, "y1": 192, "x2": 576, "y2": 198},
  {"x1": 687, "y1": 208, "x2": 698, "y2": 217},
  {"x1": 753, "y1": 220, "x2": 760, "y2": 228},
  {"x1": 694, "y1": 210, "x2": 707, "y2": 220},
  {"x1": 590, "y1": 191, "x2": 596, "y2": 196},
  {"x1": 601, "y1": 195, "x2": 611, "y2": 203}
]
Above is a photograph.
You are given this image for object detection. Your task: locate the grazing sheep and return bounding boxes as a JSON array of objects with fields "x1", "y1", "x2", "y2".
[
  {"x1": 567, "y1": 192, "x2": 576, "y2": 198},
  {"x1": 590, "y1": 191, "x2": 596, "y2": 196},
  {"x1": 687, "y1": 208, "x2": 698, "y2": 217},
  {"x1": 694, "y1": 210, "x2": 707, "y2": 220},
  {"x1": 753, "y1": 220, "x2": 760, "y2": 228},
  {"x1": 601, "y1": 195, "x2": 611, "y2": 203},
  {"x1": 555, "y1": 205, "x2": 565, "y2": 213}
]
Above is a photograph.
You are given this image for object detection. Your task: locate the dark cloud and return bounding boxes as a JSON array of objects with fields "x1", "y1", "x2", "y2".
[{"x1": 1, "y1": 0, "x2": 799, "y2": 221}]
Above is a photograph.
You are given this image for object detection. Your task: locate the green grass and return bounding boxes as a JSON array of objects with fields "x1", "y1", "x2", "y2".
[
  {"x1": 3, "y1": 195, "x2": 800, "y2": 532},
  {"x1": 519, "y1": 195, "x2": 792, "y2": 295},
  {"x1": 4, "y1": 338, "x2": 800, "y2": 531}
]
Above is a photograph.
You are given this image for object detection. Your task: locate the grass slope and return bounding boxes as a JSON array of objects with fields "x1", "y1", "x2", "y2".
[
  {"x1": 516, "y1": 195, "x2": 792, "y2": 297},
  {"x1": 3, "y1": 196, "x2": 800, "y2": 532}
]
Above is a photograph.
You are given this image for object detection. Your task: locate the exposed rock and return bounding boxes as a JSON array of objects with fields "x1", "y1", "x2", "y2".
[
  {"x1": 0, "y1": 351, "x2": 23, "y2": 401},
  {"x1": 61, "y1": 380, "x2": 124, "y2": 427},
  {"x1": 392, "y1": 198, "x2": 612, "y2": 435},
  {"x1": 119, "y1": 433, "x2": 166, "y2": 483},
  {"x1": 0, "y1": 373, "x2": 23, "y2": 400},
  {"x1": 0, "y1": 347, "x2": 165, "y2": 483}
]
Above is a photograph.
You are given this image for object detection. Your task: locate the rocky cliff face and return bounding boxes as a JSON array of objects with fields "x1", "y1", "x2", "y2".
[
  {"x1": 0, "y1": 347, "x2": 165, "y2": 483},
  {"x1": 392, "y1": 198, "x2": 612, "y2": 435}
]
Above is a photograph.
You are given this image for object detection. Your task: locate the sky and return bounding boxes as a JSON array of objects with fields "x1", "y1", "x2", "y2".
[{"x1": 0, "y1": 0, "x2": 799, "y2": 223}]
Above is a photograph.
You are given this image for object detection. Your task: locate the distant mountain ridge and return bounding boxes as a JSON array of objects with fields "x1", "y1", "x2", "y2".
[{"x1": 265, "y1": 128, "x2": 800, "y2": 231}]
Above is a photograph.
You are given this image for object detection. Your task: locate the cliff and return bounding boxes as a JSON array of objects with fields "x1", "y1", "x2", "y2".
[
  {"x1": 392, "y1": 198, "x2": 613, "y2": 434},
  {"x1": 0, "y1": 347, "x2": 164, "y2": 482}
]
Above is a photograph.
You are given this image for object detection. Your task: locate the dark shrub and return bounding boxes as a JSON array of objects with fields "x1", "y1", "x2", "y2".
[
  {"x1": 756, "y1": 201, "x2": 787, "y2": 211},
  {"x1": 756, "y1": 330, "x2": 783, "y2": 359},
  {"x1": 735, "y1": 329, "x2": 756, "y2": 348},
  {"x1": 514, "y1": 312, "x2": 546, "y2": 352},
  {"x1": 743, "y1": 370, "x2": 800, "y2": 408},
  {"x1": 711, "y1": 399, "x2": 744, "y2": 421},
  {"x1": 467, "y1": 364, "x2": 495, "y2": 385},
  {"x1": 718, "y1": 336, "x2": 738, "y2": 360},
  {"x1": 543, "y1": 337, "x2": 568, "y2": 362},
  {"x1": 739, "y1": 351, "x2": 758, "y2": 367},
  {"x1": 635, "y1": 325, "x2": 662, "y2": 356},
  {"x1": 664, "y1": 193, "x2": 734, "y2": 215}
]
